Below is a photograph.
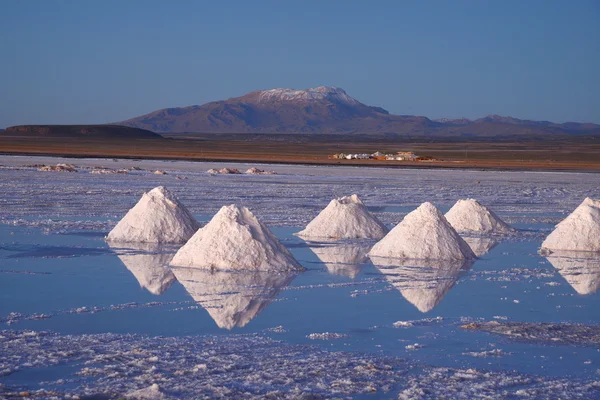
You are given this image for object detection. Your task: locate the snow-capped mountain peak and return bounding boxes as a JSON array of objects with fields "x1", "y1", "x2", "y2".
[{"x1": 256, "y1": 86, "x2": 360, "y2": 105}]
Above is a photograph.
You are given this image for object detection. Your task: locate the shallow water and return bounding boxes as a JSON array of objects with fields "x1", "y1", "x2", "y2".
[{"x1": 1, "y1": 156, "x2": 600, "y2": 398}]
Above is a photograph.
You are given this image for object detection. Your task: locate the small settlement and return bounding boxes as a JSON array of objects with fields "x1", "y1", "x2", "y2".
[{"x1": 331, "y1": 151, "x2": 421, "y2": 161}]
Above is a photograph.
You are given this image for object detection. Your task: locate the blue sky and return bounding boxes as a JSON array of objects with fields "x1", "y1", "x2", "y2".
[{"x1": 1, "y1": 0, "x2": 599, "y2": 128}]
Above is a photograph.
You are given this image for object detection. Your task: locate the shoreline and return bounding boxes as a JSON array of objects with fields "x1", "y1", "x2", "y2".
[{"x1": 1, "y1": 149, "x2": 599, "y2": 173}]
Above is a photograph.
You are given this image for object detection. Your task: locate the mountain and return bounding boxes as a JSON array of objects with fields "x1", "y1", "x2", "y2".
[
  {"x1": 118, "y1": 87, "x2": 600, "y2": 136},
  {"x1": 3, "y1": 125, "x2": 163, "y2": 139}
]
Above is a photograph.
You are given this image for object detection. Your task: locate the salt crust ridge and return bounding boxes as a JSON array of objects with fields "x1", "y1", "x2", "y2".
[
  {"x1": 171, "y1": 204, "x2": 303, "y2": 272},
  {"x1": 445, "y1": 199, "x2": 513, "y2": 234},
  {"x1": 369, "y1": 202, "x2": 476, "y2": 260},
  {"x1": 541, "y1": 197, "x2": 600, "y2": 252},
  {"x1": 297, "y1": 194, "x2": 388, "y2": 240},
  {"x1": 106, "y1": 186, "x2": 200, "y2": 243}
]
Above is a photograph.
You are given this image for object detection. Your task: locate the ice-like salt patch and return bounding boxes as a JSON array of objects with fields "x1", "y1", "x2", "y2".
[
  {"x1": 171, "y1": 204, "x2": 303, "y2": 272},
  {"x1": 307, "y1": 332, "x2": 350, "y2": 340},
  {"x1": 461, "y1": 321, "x2": 600, "y2": 347},
  {"x1": 296, "y1": 194, "x2": 388, "y2": 240},
  {"x1": 125, "y1": 383, "x2": 166, "y2": 399},
  {"x1": 369, "y1": 202, "x2": 475, "y2": 260},
  {"x1": 106, "y1": 186, "x2": 200, "y2": 243},
  {"x1": 445, "y1": 199, "x2": 513, "y2": 234},
  {"x1": 541, "y1": 197, "x2": 600, "y2": 253}
]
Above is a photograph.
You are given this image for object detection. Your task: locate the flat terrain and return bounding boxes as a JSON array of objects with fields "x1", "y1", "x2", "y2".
[{"x1": 1, "y1": 133, "x2": 599, "y2": 171}]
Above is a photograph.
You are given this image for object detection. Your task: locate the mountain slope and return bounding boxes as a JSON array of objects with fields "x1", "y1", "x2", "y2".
[{"x1": 118, "y1": 86, "x2": 600, "y2": 136}]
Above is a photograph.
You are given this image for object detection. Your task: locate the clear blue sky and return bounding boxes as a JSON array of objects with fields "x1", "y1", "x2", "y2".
[{"x1": 1, "y1": 0, "x2": 599, "y2": 128}]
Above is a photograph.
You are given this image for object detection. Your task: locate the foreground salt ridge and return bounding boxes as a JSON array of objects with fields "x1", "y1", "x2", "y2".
[
  {"x1": 541, "y1": 197, "x2": 600, "y2": 253},
  {"x1": 170, "y1": 204, "x2": 304, "y2": 272},
  {"x1": 107, "y1": 242, "x2": 177, "y2": 295},
  {"x1": 369, "y1": 202, "x2": 476, "y2": 261},
  {"x1": 296, "y1": 194, "x2": 388, "y2": 240},
  {"x1": 172, "y1": 267, "x2": 297, "y2": 329},
  {"x1": 445, "y1": 198, "x2": 513, "y2": 234},
  {"x1": 106, "y1": 186, "x2": 200, "y2": 244},
  {"x1": 370, "y1": 257, "x2": 472, "y2": 312}
]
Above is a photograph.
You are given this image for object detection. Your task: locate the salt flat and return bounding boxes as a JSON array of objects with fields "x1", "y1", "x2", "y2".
[{"x1": 1, "y1": 155, "x2": 600, "y2": 398}]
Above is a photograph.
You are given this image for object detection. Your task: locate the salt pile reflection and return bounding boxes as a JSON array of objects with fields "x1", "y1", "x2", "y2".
[
  {"x1": 171, "y1": 267, "x2": 298, "y2": 329},
  {"x1": 370, "y1": 256, "x2": 473, "y2": 312},
  {"x1": 108, "y1": 242, "x2": 176, "y2": 295}
]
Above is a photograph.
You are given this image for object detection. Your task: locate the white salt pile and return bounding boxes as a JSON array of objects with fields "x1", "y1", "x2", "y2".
[
  {"x1": 544, "y1": 251, "x2": 600, "y2": 295},
  {"x1": 207, "y1": 167, "x2": 242, "y2": 175},
  {"x1": 369, "y1": 202, "x2": 475, "y2": 260},
  {"x1": 90, "y1": 168, "x2": 128, "y2": 174},
  {"x1": 296, "y1": 194, "x2": 388, "y2": 240},
  {"x1": 246, "y1": 167, "x2": 276, "y2": 175},
  {"x1": 170, "y1": 204, "x2": 303, "y2": 271},
  {"x1": 108, "y1": 243, "x2": 176, "y2": 295},
  {"x1": 38, "y1": 163, "x2": 77, "y2": 172},
  {"x1": 308, "y1": 242, "x2": 371, "y2": 278},
  {"x1": 541, "y1": 197, "x2": 600, "y2": 253},
  {"x1": 106, "y1": 186, "x2": 200, "y2": 243},
  {"x1": 371, "y1": 257, "x2": 472, "y2": 313},
  {"x1": 445, "y1": 199, "x2": 513, "y2": 234},
  {"x1": 172, "y1": 267, "x2": 297, "y2": 329}
]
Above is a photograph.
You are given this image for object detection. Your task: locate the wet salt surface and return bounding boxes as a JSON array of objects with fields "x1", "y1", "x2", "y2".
[{"x1": 1, "y1": 156, "x2": 600, "y2": 398}]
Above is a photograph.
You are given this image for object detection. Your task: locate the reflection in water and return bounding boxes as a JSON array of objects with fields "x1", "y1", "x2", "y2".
[
  {"x1": 462, "y1": 237, "x2": 499, "y2": 258},
  {"x1": 108, "y1": 242, "x2": 176, "y2": 295},
  {"x1": 171, "y1": 268, "x2": 298, "y2": 330},
  {"x1": 545, "y1": 251, "x2": 600, "y2": 295},
  {"x1": 370, "y1": 256, "x2": 473, "y2": 313},
  {"x1": 308, "y1": 242, "x2": 372, "y2": 278}
]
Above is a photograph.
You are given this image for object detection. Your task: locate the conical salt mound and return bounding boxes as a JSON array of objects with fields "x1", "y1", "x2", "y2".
[
  {"x1": 369, "y1": 202, "x2": 476, "y2": 260},
  {"x1": 541, "y1": 198, "x2": 600, "y2": 253},
  {"x1": 106, "y1": 186, "x2": 200, "y2": 243},
  {"x1": 172, "y1": 267, "x2": 297, "y2": 329},
  {"x1": 544, "y1": 251, "x2": 600, "y2": 295},
  {"x1": 107, "y1": 242, "x2": 176, "y2": 295},
  {"x1": 370, "y1": 256, "x2": 472, "y2": 313},
  {"x1": 296, "y1": 194, "x2": 388, "y2": 240},
  {"x1": 308, "y1": 242, "x2": 371, "y2": 278},
  {"x1": 170, "y1": 204, "x2": 304, "y2": 272},
  {"x1": 445, "y1": 199, "x2": 513, "y2": 234}
]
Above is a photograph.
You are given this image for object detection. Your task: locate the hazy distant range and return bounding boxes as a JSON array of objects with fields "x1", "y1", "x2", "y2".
[{"x1": 116, "y1": 86, "x2": 600, "y2": 137}]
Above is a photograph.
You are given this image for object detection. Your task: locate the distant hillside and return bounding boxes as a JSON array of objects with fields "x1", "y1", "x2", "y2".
[
  {"x1": 3, "y1": 125, "x2": 163, "y2": 139},
  {"x1": 118, "y1": 86, "x2": 600, "y2": 136}
]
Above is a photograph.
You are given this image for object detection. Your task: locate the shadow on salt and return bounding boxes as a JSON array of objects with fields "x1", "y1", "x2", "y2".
[
  {"x1": 171, "y1": 267, "x2": 299, "y2": 330},
  {"x1": 370, "y1": 256, "x2": 474, "y2": 313},
  {"x1": 305, "y1": 241, "x2": 373, "y2": 279},
  {"x1": 107, "y1": 242, "x2": 177, "y2": 295},
  {"x1": 544, "y1": 251, "x2": 600, "y2": 295}
]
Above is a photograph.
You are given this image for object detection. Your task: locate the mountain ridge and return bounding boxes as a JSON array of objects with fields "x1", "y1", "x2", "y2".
[{"x1": 118, "y1": 86, "x2": 600, "y2": 136}]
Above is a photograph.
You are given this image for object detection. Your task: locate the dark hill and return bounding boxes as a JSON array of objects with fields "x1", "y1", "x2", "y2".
[{"x1": 3, "y1": 125, "x2": 163, "y2": 139}]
